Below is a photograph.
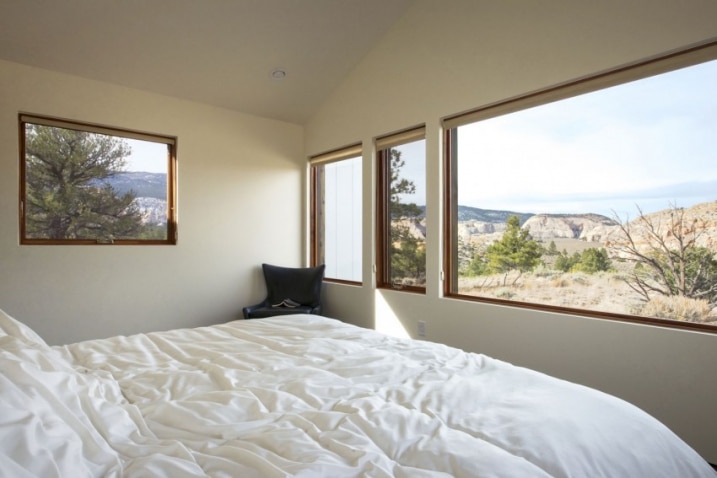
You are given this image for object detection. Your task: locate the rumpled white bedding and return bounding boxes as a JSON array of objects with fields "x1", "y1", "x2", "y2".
[{"x1": 0, "y1": 309, "x2": 714, "y2": 477}]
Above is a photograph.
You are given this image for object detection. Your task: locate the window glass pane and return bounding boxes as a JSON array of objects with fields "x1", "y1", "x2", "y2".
[
  {"x1": 451, "y1": 59, "x2": 717, "y2": 328},
  {"x1": 383, "y1": 139, "x2": 426, "y2": 288},
  {"x1": 317, "y1": 156, "x2": 362, "y2": 281},
  {"x1": 21, "y1": 118, "x2": 175, "y2": 244}
]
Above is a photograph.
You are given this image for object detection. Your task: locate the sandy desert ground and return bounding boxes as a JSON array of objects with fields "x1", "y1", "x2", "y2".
[{"x1": 458, "y1": 268, "x2": 717, "y2": 325}]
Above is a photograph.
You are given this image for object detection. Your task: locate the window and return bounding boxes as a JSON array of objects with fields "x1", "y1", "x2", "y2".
[
  {"x1": 376, "y1": 127, "x2": 427, "y2": 291},
  {"x1": 310, "y1": 144, "x2": 362, "y2": 283},
  {"x1": 444, "y1": 41, "x2": 717, "y2": 332},
  {"x1": 19, "y1": 115, "x2": 177, "y2": 245}
]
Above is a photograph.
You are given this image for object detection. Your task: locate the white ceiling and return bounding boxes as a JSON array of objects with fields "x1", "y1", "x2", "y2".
[{"x1": 0, "y1": 0, "x2": 415, "y2": 124}]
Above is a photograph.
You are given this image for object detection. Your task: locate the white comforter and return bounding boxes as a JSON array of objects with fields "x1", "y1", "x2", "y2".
[{"x1": 0, "y1": 311, "x2": 714, "y2": 477}]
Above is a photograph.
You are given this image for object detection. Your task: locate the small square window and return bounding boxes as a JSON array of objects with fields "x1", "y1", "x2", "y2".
[{"x1": 19, "y1": 115, "x2": 177, "y2": 245}]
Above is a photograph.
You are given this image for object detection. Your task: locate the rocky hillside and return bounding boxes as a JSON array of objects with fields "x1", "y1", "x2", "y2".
[
  {"x1": 456, "y1": 201, "x2": 717, "y2": 257},
  {"x1": 456, "y1": 209, "x2": 615, "y2": 248},
  {"x1": 522, "y1": 213, "x2": 617, "y2": 241},
  {"x1": 603, "y1": 201, "x2": 717, "y2": 255},
  {"x1": 97, "y1": 171, "x2": 168, "y2": 225},
  {"x1": 102, "y1": 171, "x2": 167, "y2": 199}
]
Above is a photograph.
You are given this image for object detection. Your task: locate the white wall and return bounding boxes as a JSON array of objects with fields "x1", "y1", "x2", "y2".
[
  {"x1": 306, "y1": 0, "x2": 717, "y2": 463},
  {"x1": 0, "y1": 59, "x2": 304, "y2": 345}
]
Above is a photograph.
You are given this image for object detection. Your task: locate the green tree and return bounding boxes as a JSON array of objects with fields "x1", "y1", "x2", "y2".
[
  {"x1": 465, "y1": 251, "x2": 488, "y2": 276},
  {"x1": 546, "y1": 240, "x2": 559, "y2": 255},
  {"x1": 572, "y1": 247, "x2": 612, "y2": 274},
  {"x1": 388, "y1": 149, "x2": 425, "y2": 285},
  {"x1": 554, "y1": 247, "x2": 612, "y2": 274},
  {"x1": 554, "y1": 251, "x2": 580, "y2": 272},
  {"x1": 24, "y1": 124, "x2": 143, "y2": 240},
  {"x1": 482, "y1": 215, "x2": 544, "y2": 274}
]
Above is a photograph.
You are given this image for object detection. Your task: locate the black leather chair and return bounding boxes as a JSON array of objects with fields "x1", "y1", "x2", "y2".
[{"x1": 242, "y1": 263, "x2": 325, "y2": 319}]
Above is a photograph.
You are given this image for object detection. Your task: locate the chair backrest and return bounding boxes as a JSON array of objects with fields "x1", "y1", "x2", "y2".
[{"x1": 262, "y1": 263, "x2": 325, "y2": 307}]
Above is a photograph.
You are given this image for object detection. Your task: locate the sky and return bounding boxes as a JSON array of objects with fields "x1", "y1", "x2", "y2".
[
  {"x1": 393, "y1": 139, "x2": 426, "y2": 205},
  {"x1": 123, "y1": 57, "x2": 717, "y2": 222},
  {"x1": 455, "y1": 58, "x2": 717, "y2": 219},
  {"x1": 124, "y1": 139, "x2": 169, "y2": 173}
]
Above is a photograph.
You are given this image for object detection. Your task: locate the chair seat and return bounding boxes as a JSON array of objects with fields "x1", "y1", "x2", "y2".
[{"x1": 244, "y1": 305, "x2": 316, "y2": 319}]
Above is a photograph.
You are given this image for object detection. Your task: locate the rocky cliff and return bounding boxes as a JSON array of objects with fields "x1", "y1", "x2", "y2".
[
  {"x1": 605, "y1": 201, "x2": 717, "y2": 256},
  {"x1": 522, "y1": 213, "x2": 618, "y2": 241},
  {"x1": 457, "y1": 201, "x2": 717, "y2": 257}
]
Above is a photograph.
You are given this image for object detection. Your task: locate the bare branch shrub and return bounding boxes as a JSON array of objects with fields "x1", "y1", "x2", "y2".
[{"x1": 608, "y1": 204, "x2": 717, "y2": 308}]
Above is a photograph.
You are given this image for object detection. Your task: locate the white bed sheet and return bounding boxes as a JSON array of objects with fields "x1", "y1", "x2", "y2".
[{"x1": 1, "y1": 311, "x2": 715, "y2": 477}]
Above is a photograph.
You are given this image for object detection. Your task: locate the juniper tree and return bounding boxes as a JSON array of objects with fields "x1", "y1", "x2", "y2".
[{"x1": 483, "y1": 215, "x2": 544, "y2": 274}]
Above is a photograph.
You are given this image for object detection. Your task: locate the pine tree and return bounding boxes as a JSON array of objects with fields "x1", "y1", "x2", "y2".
[
  {"x1": 24, "y1": 124, "x2": 143, "y2": 240},
  {"x1": 483, "y1": 215, "x2": 543, "y2": 274},
  {"x1": 547, "y1": 240, "x2": 559, "y2": 255}
]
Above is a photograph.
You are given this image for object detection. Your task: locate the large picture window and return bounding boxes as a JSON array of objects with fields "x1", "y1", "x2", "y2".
[
  {"x1": 376, "y1": 127, "x2": 426, "y2": 291},
  {"x1": 310, "y1": 144, "x2": 362, "y2": 283},
  {"x1": 444, "y1": 43, "x2": 717, "y2": 332},
  {"x1": 19, "y1": 114, "x2": 177, "y2": 245}
]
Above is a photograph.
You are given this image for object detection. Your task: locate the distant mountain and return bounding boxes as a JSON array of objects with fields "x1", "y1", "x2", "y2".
[
  {"x1": 414, "y1": 205, "x2": 534, "y2": 224},
  {"x1": 457, "y1": 205, "x2": 534, "y2": 224},
  {"x1": 97, "y1": 171, "x2": 166, "y2": 200},
  {"x1": 455, "y1": 201, "x2": 717, "y2": 254}
]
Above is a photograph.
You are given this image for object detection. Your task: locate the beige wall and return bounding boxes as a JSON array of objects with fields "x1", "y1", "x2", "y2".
[
  {"x1": 307, "y1": 0, "x2": 717, "y2": 463},
  {"x1": 0, "y1": 59, "x2": 304, "y2": 345}
]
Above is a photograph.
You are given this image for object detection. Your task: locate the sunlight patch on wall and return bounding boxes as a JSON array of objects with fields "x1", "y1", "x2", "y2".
[{"x1": 375, "y1": 290, "x2": 410, "y2": 339}]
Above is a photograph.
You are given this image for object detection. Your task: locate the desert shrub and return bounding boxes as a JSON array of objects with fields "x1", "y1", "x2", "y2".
[
  {"x1": 609, "y1": 272, "x2": 629, "y2": 283},
  {"x1": 554, "y1": 251, "x2": 580, "y2": 272},
  {"x1": 465, "y1": 253, "x2": 488, "y2": 276},
  {"x1": 550, "y1": 276, "x2": 570, "y2": 288},
  {"x1": 554, "y1": 248, "x2": 612, "y2": 274},
  {"x1": 613, "y1": 205, "x2": 717, "y2": 308},
  {"x1": 572, "y1": 248, "x2": 612, "y2": 274},
  {"x1": 532, "y1": 265, "x2": 555, "y2": 278},
  {"x1": 571, "y1": 274, "x2": 590, "y2": 286},
  {"x1": 640, "y1": 295, "x2": 712, "y2": 323}
]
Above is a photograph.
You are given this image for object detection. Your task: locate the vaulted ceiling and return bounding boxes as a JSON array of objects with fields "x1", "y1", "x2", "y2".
[{"x1": 0, "y1": 0, "x2": 415, "y2": 124}]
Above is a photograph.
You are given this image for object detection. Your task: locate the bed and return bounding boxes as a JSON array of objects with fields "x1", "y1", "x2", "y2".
[{"x1": 0, "y1": 309, "x2": 714, "y2": 477}]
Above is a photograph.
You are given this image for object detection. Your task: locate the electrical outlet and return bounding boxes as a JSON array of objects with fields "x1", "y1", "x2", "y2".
[{"x1": 417, "y1": 320, "x2": 426, "y2": 337}]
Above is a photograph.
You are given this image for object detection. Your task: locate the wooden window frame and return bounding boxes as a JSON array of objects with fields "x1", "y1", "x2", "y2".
[
  {"x1": 19, "y1": 114, "x2": 177, "y2": 245},
  {"x1": 309, "y1": 144, "x2": 363, "y2": 284},
  {"x1": 442, "y1": 39, "x2": 717, "y2": 334},
  {"x1": 376, "y1": 126, "x2": 426, "y2": 293}
]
